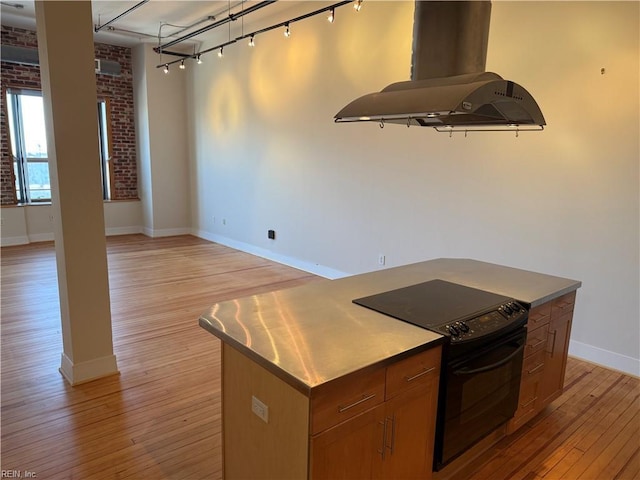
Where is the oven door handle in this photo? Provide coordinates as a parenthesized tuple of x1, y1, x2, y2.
(452, 343, 525, 376)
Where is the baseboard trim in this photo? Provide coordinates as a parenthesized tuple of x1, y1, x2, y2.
(106, 226, 143, 236)
(193, 229, 350, 280)
(2, 227, 143, 246)
(569, 339, 639, 377)
(59, 352, 119, 386)
(143, 227, 191, 238)
(0, 235, 30, 246)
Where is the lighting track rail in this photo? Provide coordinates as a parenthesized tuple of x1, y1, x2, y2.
(155, 0, 354, 71)
(154, 0, 277, 53)
(95, 0, 150, 33)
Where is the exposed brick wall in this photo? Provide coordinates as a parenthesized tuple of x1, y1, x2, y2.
(0, 25, 138, 204)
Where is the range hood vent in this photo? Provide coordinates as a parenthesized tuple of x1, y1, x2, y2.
(334, 1, 545, 132)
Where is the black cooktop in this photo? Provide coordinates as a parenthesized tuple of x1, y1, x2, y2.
(353, 279, 513, 330)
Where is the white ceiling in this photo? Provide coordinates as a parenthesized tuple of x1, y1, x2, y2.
(0, 0, 312, 49)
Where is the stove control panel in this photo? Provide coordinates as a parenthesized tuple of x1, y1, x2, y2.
(442, 301, 527, 342)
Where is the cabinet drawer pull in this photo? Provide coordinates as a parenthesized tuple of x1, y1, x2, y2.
(378, 419, 387, 459)
(404, 366, 436, 383)
(521, 396, 537, 408)
(531, 314, 549, 324)
(388, 416, 396, 454)
(529, 339, 546, 349)
(548, 330, 558, 357)
(527, 363, 544, 375)
(338, 393, 376, 413)
(556, 301, 573, 310)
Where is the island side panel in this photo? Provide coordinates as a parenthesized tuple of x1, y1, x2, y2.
(223, 343, 310, 479)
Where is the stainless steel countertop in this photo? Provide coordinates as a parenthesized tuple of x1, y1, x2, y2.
(199, 258, 581, 394)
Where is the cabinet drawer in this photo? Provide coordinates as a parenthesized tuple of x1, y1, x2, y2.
(385, 347, 441, 400)
(552, 291, 576, 317)
(522, 349, 545, 378)
(524, 324, 549, 357)
(513, 373, 541, 420)
(514, 350, 545, 418)
(311, 367, 385, 435)
(527, 303, 551, 330)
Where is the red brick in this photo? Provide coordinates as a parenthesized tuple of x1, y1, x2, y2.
(1, 24, 138, 204)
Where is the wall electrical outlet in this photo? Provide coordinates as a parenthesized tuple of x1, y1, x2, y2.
(378, 254, 386, 266)
(251, 395, 269, 423)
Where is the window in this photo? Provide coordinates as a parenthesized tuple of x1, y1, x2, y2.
(6, 89, 112, 204)
(6, 90, 50, 202)
(97, 100, 112, 201)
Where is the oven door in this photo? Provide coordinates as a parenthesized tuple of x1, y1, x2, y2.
(435, 327, 526, 470)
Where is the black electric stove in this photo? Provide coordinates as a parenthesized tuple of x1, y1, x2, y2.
(353, 279, 529, 470)
(353, 279, 527, 345)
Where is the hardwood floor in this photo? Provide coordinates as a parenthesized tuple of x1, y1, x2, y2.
(1, 235, 321, 479)
(1, 234, 638, 479)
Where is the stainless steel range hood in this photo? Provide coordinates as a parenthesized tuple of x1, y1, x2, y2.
(334, 1, 545, 131)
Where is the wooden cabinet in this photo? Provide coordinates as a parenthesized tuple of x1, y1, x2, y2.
(310, 403, 385, 479)
(376, 380, 439, 479)
(222, 342, 441, 480)
(539, 292, 575, 405)
(508, 292, 575, 433)
(310, 347, 441, 480)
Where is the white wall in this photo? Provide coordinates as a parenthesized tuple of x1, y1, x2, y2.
(132, 43, 191, 237)
(188, 1, 639, 375)
(0, 201, 143, 245)
(2, 43, 192, 245)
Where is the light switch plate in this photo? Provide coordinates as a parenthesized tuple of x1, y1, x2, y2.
(251, 395, 269, 423)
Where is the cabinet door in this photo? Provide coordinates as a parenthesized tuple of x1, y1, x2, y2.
(376, 380, 438, 480)
(507, 349, 545, 433)
(539, 311, 572, 406)
(310, 404, 385, 479)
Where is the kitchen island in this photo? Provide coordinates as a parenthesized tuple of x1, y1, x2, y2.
(199, 258, 581, 479)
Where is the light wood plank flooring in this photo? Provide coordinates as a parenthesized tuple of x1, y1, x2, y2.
(1, 235, 638, 479)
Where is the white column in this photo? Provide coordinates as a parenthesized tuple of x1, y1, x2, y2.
(35, 0, 118, 385)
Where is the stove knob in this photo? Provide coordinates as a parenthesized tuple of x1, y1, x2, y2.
(503, 305, 513, 315)
(458, 321, 470, 333)
(447, 325, 460, 337)
(511, 303, 521, 312)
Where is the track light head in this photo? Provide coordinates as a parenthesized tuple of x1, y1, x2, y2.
(354, 0, 362, 12)
(196, 54, 202, 64)
(284, 23, 290, 37)
(163, 64, 169, 74)
(328, 8, 335, 23)
(218, 47, 224, 58)
(179, 59, 185, 70)
(248, 34, 255, 47)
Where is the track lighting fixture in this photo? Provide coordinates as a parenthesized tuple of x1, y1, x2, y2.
(157, 0, 356, 72)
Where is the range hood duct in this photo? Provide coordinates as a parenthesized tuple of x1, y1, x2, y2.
(334, 1, 545, 131)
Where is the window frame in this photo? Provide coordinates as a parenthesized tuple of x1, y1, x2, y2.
(97, 98, 114, 201)
(5, 89, 114, 204)
(6, 88, 50, 203)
